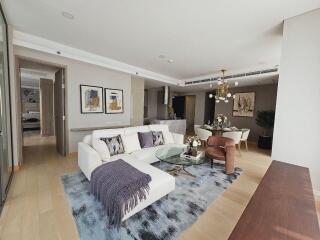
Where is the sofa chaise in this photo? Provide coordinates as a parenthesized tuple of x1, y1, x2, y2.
(78, 124, 186, 221)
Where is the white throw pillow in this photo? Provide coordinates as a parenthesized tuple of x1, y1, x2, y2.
(162, 131, 174, 144)
(121, 133, 141, 153)
(91, 139, 110, 161)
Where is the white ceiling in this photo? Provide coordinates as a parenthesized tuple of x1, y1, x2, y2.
(3, 0, 320, 80)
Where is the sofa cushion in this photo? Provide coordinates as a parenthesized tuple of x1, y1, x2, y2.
(83, 135, 92, 145)
(148, 124, 170, 132)
(101, 135, 125, 156)
(91, 129, 125, 143)
(91, 139, 110, 161)
(163, 131, 174, 144)
(152, 131, 165, 146)
(138, 131, 154, 148)
(148, 124, 174, 144)
(121, 133, 141, 153)
(124, 126, 149, 135)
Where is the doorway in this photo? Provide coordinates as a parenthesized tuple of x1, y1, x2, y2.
(172, 95, 196, 132)
(18, 58, 66, 163)
(0, 5, 13, 210)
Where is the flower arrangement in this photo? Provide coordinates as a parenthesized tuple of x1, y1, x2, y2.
(215, 113, 228, 128)
(186, 136, 202, 156)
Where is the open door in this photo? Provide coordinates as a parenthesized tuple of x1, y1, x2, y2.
(39, 78, 54, 136)
(54, 69, 66, 156)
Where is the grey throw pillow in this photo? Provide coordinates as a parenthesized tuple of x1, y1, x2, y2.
(100, 135, 125, 156)
(152, 131, 164, 146)
(137, 131, 154, 148)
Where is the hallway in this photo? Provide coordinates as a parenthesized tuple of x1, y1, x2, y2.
(0, 135, 79, 240)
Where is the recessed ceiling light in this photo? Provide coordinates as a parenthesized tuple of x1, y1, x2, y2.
(62, 11, 74, 20)
(168, 59, 174, 63)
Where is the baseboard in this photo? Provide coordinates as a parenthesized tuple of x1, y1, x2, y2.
(13, 165, 20, 172)
(68, 152, 78, 159)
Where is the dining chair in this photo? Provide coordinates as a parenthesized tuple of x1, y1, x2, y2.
(194, 125, 201, 136)
(197, 128, 212, 146)
(240, 129, 250, 151)
(222, 131, 243, 155)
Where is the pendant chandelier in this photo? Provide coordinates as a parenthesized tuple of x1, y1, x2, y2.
(209, 69, 238, 103)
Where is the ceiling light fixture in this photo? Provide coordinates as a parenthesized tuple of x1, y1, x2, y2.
(168, 59, 174, 63)
(62, 11, 75, 20)
(209, 69, 238, 103)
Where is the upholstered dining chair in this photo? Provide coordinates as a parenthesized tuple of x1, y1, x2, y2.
(197, 128, 212, 146)
(205, 136, 236, 174)
(240, 129, 250, 151)
(222, 131, 242, 155)
(194, 125, 201, 136)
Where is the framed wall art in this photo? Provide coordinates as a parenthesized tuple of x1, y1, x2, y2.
(232, 92, 255, 117)
(80, 85, 104, 113)
(105, 88, 124, 114)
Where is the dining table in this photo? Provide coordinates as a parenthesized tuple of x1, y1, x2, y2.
(201, 125, 244, 136)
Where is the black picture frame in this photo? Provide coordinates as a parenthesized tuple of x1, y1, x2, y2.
(104, 88, 124, 114)
(80, 84, 104, 114)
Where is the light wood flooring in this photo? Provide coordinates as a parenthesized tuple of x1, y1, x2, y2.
(0, 135, 318, 240)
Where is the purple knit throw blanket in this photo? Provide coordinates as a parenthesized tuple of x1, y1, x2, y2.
(90, 159, 151, 228)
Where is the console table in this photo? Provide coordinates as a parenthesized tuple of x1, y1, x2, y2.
(229, 160, 320, 240)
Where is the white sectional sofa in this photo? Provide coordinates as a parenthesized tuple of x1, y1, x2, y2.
(78, 124, 185, 221)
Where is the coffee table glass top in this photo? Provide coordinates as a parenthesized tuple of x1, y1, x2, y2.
(155, 147, 208, 166)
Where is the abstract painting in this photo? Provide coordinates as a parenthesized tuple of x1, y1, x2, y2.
(232, 92, 255, 117)
(21, 88, 39, 103)
(105, 88, 123, 114)
(80, 85, 103, 113)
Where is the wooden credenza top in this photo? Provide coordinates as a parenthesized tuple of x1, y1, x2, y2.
(229, 160, 320, 240)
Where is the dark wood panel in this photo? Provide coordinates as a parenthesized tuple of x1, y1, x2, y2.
(229, 160, 320, 240)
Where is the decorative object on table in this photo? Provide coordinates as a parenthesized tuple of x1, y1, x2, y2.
(214, 113, 228, 129)
(104, 88, 124, 114)
(256, 110, 275, 149)
(208, 69, 238, 103)
(80, 85, 103, 113)
(232, 92, 255, 117)
(205, 136, 236, 174)
(61, 162, 241, 240)
(186, 136, 202, 156)
(180, 151, 204, 162)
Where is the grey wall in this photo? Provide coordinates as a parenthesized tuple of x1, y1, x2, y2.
(215, 84, 278, 142)
(147, 88, 158, 120)
(13, 46, 132, 153)
(130, 76, 144, 126)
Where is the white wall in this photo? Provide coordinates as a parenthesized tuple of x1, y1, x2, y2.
(13, 45, 132, 154)
(272, 9, 320, 192)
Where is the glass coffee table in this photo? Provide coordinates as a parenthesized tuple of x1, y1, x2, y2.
(155, 147, 208, 178)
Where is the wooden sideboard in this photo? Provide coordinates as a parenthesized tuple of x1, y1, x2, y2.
(229, 160, 320, 240)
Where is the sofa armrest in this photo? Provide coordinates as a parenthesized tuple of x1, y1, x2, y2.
(78, 142, 102, 181)
(171, 132, 184, 145)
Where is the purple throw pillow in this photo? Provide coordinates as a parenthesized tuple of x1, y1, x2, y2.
(138, 131, 154, 148)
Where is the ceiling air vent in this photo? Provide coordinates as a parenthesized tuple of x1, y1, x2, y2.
(185, 68, 278, 85)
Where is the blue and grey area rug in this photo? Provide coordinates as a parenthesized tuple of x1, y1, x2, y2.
(61, 162, 241, 240)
